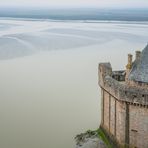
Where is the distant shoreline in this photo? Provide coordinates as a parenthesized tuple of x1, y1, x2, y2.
(0, 8, 148, 22)
(0, 17, 148, 24)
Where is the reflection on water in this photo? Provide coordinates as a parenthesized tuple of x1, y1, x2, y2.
(0, 19, 148, 148)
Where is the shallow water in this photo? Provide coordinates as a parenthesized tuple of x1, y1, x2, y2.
(0, 19, 148, 148)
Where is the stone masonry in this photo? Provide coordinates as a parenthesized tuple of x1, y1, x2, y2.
(98, 44, 148, 148)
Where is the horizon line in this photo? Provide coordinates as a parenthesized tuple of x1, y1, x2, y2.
(0, 5, 148, 9)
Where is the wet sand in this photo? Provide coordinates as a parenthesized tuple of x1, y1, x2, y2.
(0, 19, 148, 148)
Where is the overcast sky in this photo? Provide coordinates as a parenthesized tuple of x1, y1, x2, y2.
(0, 0, 148, 8)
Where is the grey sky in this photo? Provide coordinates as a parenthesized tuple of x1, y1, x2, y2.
(0, 0, 148, 8)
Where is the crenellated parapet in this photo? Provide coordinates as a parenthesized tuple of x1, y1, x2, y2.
(99, 63, 148, 107)
(105, 75, 148, 107)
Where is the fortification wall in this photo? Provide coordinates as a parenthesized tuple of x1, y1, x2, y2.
(103, 91, 110, 131)
(99, 63, 148, 106)
(101, 89, 127, 146)
(99, 63, 148, 148)
(129, 105, 148, 148)
(116, 101, 126, 145)
(110, 95, 116, 136)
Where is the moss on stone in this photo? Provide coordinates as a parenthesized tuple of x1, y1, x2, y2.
(96, 128, 112, 148)
(75, 128, 113, 148)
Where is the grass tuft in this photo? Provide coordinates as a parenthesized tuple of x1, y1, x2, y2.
(96, 128, 112, 148)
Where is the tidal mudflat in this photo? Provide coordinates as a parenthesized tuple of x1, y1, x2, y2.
(0, 19, 148, 148)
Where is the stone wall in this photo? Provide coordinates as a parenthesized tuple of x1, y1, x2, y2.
(110, 96, 116, 136)
(99, 63, 148, 148)
(127, 80, 148, 89)
(103, 91, 110, 131)
(99, 63, 148, 106)
(101, 89, 128, 147)
(116, 101, 126, 145)
(129, 105, 148, 148)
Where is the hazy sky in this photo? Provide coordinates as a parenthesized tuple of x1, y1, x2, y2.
(0, 0, 148, 8)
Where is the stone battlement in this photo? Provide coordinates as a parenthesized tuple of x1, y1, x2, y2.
(99, 63, 148, 107)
